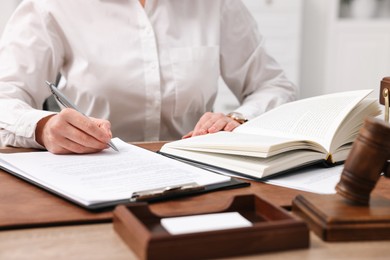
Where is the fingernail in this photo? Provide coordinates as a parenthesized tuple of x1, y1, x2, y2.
(208, 127, 216, 133)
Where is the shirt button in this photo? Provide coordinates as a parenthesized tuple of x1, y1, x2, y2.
(149, 63, 157, 71)
(145, 27, 153, 35)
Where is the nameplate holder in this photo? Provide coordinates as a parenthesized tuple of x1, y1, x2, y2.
(113, 194, 309, 260)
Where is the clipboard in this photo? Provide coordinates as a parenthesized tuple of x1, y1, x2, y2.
(113, 194, 310, 260)
(0, 164, 249, 210)
(0, 139, 249, 211)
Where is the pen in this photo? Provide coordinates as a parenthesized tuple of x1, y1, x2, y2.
(130, 182, 204, 202)
(45, 81, 119, 152)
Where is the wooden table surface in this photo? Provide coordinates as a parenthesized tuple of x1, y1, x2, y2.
(1, 223, 389, 259)
(1, 142, 390, 259)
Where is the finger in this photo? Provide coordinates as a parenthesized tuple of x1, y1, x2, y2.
(49, 109, 109, 150)
(60, 138, 106, 154)
(91, 117, 113, 138)
(42, 123, 104, 154)
(182, 131, 194, 139)
(44, 116, 108, 153)
(38, 112, 108, 154)
(192, 112, 222, 136)
(61, 109, 111, 144)
(207, 116, 238, 133)
(194, 112, 236, 136)
(191, 113, 211, 136)
(191, 127, 208, 136)
(46, 136, 106, 154)
(223, 120, 241, 132)
(39, 113, 76, 153)
(60, 122, 110, 151)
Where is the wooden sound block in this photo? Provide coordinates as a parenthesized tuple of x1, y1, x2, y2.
(292, 193, 390, 241)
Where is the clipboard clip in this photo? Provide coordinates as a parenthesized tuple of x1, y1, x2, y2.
(130, 182, 204, 202)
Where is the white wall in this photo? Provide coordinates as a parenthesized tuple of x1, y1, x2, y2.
(214, 0, 303, 113)
(300, 0, 390, 100)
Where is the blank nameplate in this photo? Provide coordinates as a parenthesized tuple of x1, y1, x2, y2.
(161, 212, 252, 235)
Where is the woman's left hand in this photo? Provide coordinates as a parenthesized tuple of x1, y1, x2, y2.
(182, 112, 241, 139)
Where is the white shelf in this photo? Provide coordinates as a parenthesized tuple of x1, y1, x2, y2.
(300, 0, 390, 100)
(339, 0, 390, 20)
(337, 19, 390, 27)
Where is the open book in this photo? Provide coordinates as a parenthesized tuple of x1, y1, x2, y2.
(160, 90, 381, 180)
(0, 139, 246, 209)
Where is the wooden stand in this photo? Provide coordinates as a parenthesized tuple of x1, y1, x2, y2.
(292, 107, 390, 242)
(113, 194, 309, 260)
(292, 193, 390, 241)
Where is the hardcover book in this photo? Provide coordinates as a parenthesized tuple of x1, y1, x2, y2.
(160, 90, 381, 179)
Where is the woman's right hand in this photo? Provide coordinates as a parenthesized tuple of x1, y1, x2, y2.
(35, 108, 113, 154)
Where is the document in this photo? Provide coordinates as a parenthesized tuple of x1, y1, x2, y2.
(0, 138, 242, 209)
(181, 160, 343, 194)
(264, 165, 344, 194)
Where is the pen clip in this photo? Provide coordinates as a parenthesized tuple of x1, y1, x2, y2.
(130, 182, 204, 202)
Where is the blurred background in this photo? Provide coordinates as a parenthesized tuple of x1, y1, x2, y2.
(1, 0, 390, 113)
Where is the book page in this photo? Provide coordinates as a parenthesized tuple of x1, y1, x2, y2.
(0, 139, 230, 206)
(235, 90, 373, 150)
(163, 131, 326, 157)
(161, 145, 325, 178)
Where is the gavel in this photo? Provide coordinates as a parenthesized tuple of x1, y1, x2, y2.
(336, 77, 390, 205)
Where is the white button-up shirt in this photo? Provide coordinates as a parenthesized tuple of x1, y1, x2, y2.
(0, 0, 297, 148)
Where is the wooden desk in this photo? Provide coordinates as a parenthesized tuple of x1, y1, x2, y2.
(0, 222, 389, 259)
(1, 143, 390, 259)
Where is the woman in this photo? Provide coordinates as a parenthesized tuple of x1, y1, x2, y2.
(0, 0, 297, 154)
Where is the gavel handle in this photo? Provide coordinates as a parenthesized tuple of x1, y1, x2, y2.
(384, 161, 390, 178)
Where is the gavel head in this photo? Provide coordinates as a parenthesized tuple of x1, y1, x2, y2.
(336, 117, 390, 205)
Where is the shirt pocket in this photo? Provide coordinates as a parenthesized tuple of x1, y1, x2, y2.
(170, 46, 220, 116)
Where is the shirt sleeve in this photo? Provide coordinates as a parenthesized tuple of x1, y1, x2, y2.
(219, 0, 298, 120)
(0, 0, 63, 148)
